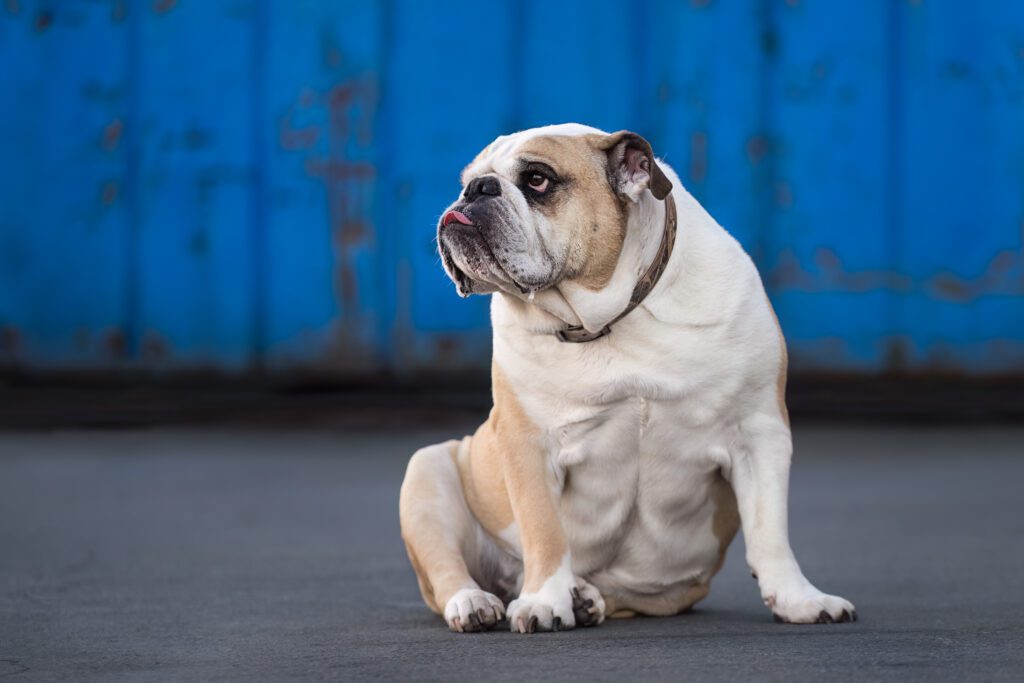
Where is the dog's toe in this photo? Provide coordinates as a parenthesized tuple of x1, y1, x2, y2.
(444, 588, 505, 633)
(572, 578, 606, 627)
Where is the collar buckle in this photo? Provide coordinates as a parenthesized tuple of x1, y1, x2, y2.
(556, 325, 612, 343)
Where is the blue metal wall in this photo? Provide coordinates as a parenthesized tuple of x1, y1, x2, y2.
(1, 0, 1022, 376)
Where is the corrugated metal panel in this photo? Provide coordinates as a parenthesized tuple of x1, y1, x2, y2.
(768, 0, 896, 371)
(1, 0, 1022, 376)
(0, 1, 131, 369)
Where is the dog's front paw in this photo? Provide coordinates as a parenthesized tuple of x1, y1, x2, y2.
(766, 582, 856, 624)
(507, 591, 575, 633)
(444, 588, 505, 633)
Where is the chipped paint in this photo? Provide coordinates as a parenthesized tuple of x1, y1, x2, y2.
(34, 8, 51, 32)
(278, 74, 378, 324)
(102, 119, 123, 150)
(769, 249, 912, 293)
(152, 0, 177, 15)
(105, 329, 127, 360)
(689, 132, 707, 183)
(768, 245, 1024, 303)
(746, 135, 768, 163)
(927, 248, 1024, 303)
(100, 181, 118, 205)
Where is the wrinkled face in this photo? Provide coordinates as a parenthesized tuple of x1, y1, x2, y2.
(436, 124, 671, 297)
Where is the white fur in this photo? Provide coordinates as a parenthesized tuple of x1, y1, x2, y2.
(506, 552, 576, 632)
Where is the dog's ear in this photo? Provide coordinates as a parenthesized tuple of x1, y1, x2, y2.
(597, 131, 672, 202)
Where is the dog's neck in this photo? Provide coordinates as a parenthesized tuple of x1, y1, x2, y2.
(519, 190, 673, 337)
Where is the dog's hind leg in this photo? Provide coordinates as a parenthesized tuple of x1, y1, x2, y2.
(399, 439, 506, 632)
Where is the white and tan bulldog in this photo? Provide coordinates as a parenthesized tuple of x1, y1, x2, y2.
(399, 123, 855, 633)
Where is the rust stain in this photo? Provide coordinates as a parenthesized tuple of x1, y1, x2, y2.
(932, 274, 969, 300)
(746, 135, 768, 163)
(102, 119, 123, 150)
(279, 76, 378, 320)
(774, 181, 793, 208)
(279, 123, 319, 150)
(768, 243, 1024, 303)
(689, 131, 707, 183)
(5, 0, 20, 16)
(101, 181, 118, 205)
(926, 248, 1024, 303)
(182, 127, 210, 150)
(304, 159, 375, 181)
(690, 0, 712, 8)
(656, 80, 670, 104)
(105, 329, 127, 359)
(152, 0, 177, 14)
(336, 265, 358, 310)
(34, 9, 52, 31)
(768, 250, 817, 290)
(434, 336, 461, 362)
(111, 1, 126, 22)
(769, 248, 912, 293)
(812, 248, 911, 292)
(337, 220, 369, 247)
(327, 84, 358, 138)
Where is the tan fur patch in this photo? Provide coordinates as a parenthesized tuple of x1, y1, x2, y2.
(399, 441, 475, 614)
(515, 135, 628, 291)
(459, 430, 514, 538)
(489, 361, 569, 592)
(403, 539, 440, 614)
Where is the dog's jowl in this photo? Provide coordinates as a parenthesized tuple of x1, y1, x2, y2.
(399, 123, 856, 633)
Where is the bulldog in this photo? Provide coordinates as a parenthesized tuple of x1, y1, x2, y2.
(399, 123, 855, 633)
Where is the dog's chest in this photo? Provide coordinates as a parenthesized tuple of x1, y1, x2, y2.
(548, 392, 730, 586)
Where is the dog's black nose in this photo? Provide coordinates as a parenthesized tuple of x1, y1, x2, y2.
(464, 175, 501, 201)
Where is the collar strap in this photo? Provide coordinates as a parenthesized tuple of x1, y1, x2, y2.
(556, 194, 677, 343)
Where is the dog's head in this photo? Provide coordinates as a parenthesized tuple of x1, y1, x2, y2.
(436, 124, 672, 297)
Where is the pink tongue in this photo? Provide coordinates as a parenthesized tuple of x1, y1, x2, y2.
(442, 210, 473, 227)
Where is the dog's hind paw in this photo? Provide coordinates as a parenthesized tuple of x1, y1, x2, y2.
(572, 578, 606, 627)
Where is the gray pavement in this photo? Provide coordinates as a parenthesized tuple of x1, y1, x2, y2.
(1, 421, 1023, 681)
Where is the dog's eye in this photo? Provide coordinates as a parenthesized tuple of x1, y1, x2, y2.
(526, 173, 549, 193)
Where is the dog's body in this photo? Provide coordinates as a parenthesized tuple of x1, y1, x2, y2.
(400, 124, 855, 633)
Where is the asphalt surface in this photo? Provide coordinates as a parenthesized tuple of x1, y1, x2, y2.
(1, 421, 1023, 681)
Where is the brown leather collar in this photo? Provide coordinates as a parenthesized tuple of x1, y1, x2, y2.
(556, 195, 677, 343)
